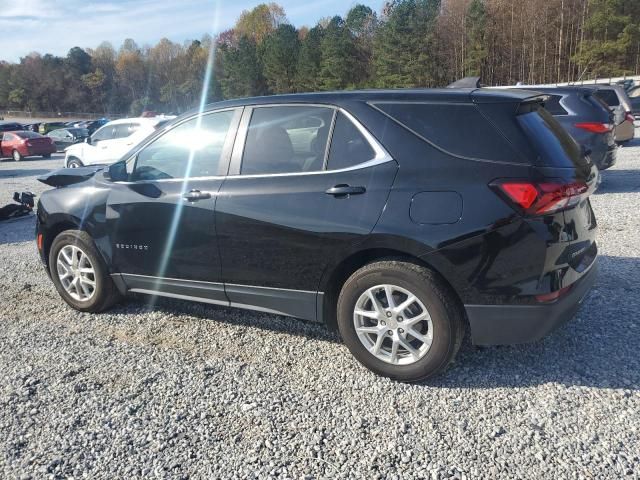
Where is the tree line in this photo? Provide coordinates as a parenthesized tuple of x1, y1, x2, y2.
(1, 0, 638, 116)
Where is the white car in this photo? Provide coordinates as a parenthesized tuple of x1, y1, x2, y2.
(63, 117, 174, 168)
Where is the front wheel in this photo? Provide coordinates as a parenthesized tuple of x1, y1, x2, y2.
(66, 157, 83, 168)
(49, 230, 120, 312)
(12, 150, 23, 162)
(337, 261, 465, 382)
(42, 153, 52, 159)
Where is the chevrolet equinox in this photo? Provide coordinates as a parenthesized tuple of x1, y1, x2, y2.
(36, 89, 599, 381)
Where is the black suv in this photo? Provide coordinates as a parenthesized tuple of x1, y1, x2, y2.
(36, 89, 599, 381)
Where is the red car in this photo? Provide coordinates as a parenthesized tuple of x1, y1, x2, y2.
(0, 131, 56, 161)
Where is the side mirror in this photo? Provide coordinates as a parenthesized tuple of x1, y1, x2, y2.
(85, 137, 92, 145)
(106, 161, 128, 182)
(580, 145, 592, 158)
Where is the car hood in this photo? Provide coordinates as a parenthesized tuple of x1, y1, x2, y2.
(64, 142, 83, 154)
(38, 166, 104, 187)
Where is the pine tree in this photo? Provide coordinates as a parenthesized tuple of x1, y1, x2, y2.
(296, 26, 325, 92)
(465, 0, 488, 76)
(374, 0, 441, 88)
(219, 36, 267, 98)
(318, 16, 359, 90)
(261, 24, 300, 93)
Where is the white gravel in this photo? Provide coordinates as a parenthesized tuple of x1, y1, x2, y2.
(0, 147, 639, 479)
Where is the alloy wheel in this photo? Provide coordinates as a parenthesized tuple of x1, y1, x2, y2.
(353, 284, 434, 365)
(56, 245, 97, 301)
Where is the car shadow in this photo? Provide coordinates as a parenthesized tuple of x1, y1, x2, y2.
(619, 137, 640, 148)
(596, 169, 640, 194)
(426, 254, 640, 390)
(0, 168, 52, 179)
(0, 214, 36, 244)
(108, 255, 639, 390)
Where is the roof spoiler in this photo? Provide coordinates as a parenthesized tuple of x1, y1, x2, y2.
(447, 76, 483, 88)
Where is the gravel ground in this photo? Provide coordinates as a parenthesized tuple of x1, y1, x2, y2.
(0, 147, 639, 480)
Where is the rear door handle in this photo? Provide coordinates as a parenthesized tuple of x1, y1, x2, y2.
(183, 190, 211, 202)
(325, 184, 366, 197)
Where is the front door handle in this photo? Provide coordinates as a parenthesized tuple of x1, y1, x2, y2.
(325, 184, 366, 197)
(183, 190, 211, 202)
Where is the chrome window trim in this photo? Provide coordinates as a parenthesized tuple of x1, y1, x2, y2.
(227, 103, 393, 179)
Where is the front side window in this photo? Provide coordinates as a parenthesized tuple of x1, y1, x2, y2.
(92, 125, 114, 142)
(241, 106, 334, 175)
(132, 110, 235, 181)
(326, 112, 376, 170)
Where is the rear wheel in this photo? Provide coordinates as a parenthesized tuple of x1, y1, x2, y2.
(337, 261, 465, 382)
(67, 157, 83, 168)
(42, 153, 52, 159)
(49, 230, 120, 312)
(12, 150, 23, 162)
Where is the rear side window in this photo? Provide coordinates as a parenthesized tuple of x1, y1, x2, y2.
(543, 95, 568, 115)
(517, 107, 586, 169)
(241, 106, 334, 175)
(374, 102, 519, 163)
(326, 113, 375, 170)
(113, 123, 136, 139)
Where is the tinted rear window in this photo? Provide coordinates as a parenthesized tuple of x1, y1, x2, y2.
(594, 89, 620, 107)
(544, 95, 568, 115)
(374, 102, 520, 163)
(517, 107, 586, 168)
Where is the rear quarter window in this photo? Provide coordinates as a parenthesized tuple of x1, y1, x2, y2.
(372, 102, 520, 163)
(543, 95, 569, 115)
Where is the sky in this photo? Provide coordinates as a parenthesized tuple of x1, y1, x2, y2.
(0, 0, 382, 62)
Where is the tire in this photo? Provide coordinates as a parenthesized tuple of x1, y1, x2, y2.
(42, 154, 52, 159)
(67, 157, 83, 168)
(49, 230, 120, 312)
(337, 261, 465, 382)
(12, 150, 23, 162)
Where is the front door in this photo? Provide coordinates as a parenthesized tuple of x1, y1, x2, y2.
(215, 106, 397, 320)
(105, 108, 241, 302)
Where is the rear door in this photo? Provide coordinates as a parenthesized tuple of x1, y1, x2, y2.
(215, 105, 397, 320)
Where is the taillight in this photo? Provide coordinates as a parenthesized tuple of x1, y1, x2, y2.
(535, 285, 572, 303)
(491, 180, 589, 215)
(575, 122, 612, 134)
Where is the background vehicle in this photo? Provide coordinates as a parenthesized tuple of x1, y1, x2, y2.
(76, 118, 109, 135)
(512, 86, 617, 169)
(23, 122, 41, 132)
(0, 122, 25, 133)
(1, 130, 55, 161)
(63, 117, 170, 168)
(37, 89, 598, 381)
(588, 84, 635, 143)
(47, 127, 90, 152)
(38, 122, 66, 135)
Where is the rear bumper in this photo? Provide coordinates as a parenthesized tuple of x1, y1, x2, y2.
(465, 259, 598, 345)
(27, 146, 56, 156)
